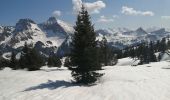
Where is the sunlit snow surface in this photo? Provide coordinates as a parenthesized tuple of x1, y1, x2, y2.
(0, 58, 170, 100)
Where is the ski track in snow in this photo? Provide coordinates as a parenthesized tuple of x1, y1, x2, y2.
(0, 58, 170, 100)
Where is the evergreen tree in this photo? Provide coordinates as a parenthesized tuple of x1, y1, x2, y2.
(19, 42, 29, 69)
(149, 41, 157, 62)
(100, 36, 109, 66)
(70, 5, 102, 85)
(19, 42, 44, 71)
(64, 57, 71, 68)
(138, 43, 149, 64)
(99, 37, 117, 66)
(47, 56, 53, 67)
(0, 57, 10, 70)
(160, 38, 166, 53)
(27, 48, 44, 71)
(129, 47, 135, 58)
(167, 39, 170, 49)
(10, 51, 18, 70)
(47, 55, 62, 68)
(155, 40, 160, 52)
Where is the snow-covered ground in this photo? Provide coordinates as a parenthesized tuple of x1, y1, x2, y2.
(0, 58, 170, 100)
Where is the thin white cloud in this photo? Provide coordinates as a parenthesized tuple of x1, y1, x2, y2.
(72, 0, 106, 14)
(121, 6, 154, 16)
(52, 10, 61, 17)
(113, 15, 119, 18)
(161, 16, 170, 19)
(97, 15, 114, 23)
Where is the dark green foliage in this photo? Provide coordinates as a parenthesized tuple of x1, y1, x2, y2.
(160, 38, 166, 53)
(121, 41, 158, 65)
(64, 57, 72, 68)
(0, 58, 10, 70)
(19, 42, 44, 71)
(167, 39, 170, 49)
(99, 37, 118, 66)
(9, 51, 18, 70)
(155, 40, 160, 52)
(71, 71, 103, 84)
(19, 42, 29, 69)
(69, 5, 103, 85)
(149, 41, 157, 62)
(27, 48, 44, 71)
(114, 49, 123, 59)
(47, 55, 62, 68)
(100, 37, 109, 66)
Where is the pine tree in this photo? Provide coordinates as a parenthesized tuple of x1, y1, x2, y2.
(0, 57, 10, 70)
(100, 36, 109, 66)
(47, 55, 62, 68)
(138, 43, 149, 64)
(155, 40, 160, 52)
(160, 38, 166, 53)
(167, 39, 170, 49)
(54, 56, 62, 68)
(149, 41, 157, 62)
(10, 51, 18, 70)
(99, 37, 117, 66)
(47, 56, 53, 67)
(19, 42, 29, 69)
(64, 57, 71, 68)
(70, 5, 102, 85)
(19, 42, 44, 71)
(27, 48, 44, 71)
(129, 47, 135, 58)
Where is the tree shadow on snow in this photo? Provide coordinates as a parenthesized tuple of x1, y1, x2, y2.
(23, 80, 80, 91)
(162, 67, 170, 69)
(40, 69, 67, 72)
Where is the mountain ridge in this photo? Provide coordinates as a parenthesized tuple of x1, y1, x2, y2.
(0, 17, 170, 57)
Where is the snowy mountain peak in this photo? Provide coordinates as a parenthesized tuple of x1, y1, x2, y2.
(96, 29, 113, 36)
(135, 27, 148, 35)
(15, 19, 36, 32)
(43, 17, 74, 34)
(46, 17, 58, 24)
(41, 17, 66, 35)
(151, 28, 166, 35)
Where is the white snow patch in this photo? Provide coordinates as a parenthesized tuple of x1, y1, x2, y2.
(161, 52, 170, 61)
(57, 20, 74, 34)
(116, 57, 140, 66)
(2, 52, 11, 60)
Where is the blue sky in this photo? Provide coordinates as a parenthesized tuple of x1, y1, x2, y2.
(0, 0, 170, 29)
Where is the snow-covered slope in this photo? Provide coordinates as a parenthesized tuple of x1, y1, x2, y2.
(0, 26, 14, 45)
(57, 19, 74, 34)
(0, 58, 170, 100)
(9, 19, 50, 48)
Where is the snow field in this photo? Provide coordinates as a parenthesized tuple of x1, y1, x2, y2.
(0, 58, 170, 100)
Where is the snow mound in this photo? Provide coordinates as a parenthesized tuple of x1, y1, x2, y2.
(116, 57, 139, 66)
(161, 52, 170, 61)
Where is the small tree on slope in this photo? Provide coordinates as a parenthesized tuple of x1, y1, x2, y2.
(69, 5, 103, 85)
